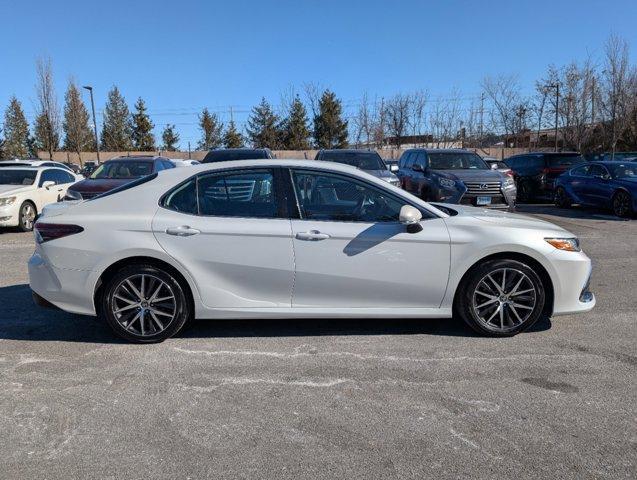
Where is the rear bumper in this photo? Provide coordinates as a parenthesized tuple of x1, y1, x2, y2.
(28, 251, 97, 315)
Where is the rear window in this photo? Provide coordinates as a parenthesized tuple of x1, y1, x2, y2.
(90, 161, 154, 179)
(317, 151, 385, 170)
(202, 150, 269, 163)
(547, 155, 584, 167)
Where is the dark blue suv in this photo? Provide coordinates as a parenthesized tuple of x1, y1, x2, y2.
(396, 149, 516, 210)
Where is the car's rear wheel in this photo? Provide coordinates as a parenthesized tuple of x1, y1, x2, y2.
(516, 181, 533, 203)
(612, 190, 633, 218)
(554, 187, 572, 208)
(100, 264, 190, 343)
(455, 259, 546, 336)
(18, 201, 36, 232)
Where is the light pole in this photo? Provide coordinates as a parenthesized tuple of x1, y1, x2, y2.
(546, 83, 560, 152)
(83, 86, 101, 163)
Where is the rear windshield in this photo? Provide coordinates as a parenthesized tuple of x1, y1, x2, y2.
(318, 151, 385, 170)
(202, 150, 268, 163)
(90, 161, 154, 179)
(547, 155, 584, 167)
(0, 169, 37, 185)
(428, 152, 488, 170)
(90, 173, 158, 201)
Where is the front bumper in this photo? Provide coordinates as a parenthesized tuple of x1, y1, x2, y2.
(0, 203, 19, 227)
(548, 249, 596, 315)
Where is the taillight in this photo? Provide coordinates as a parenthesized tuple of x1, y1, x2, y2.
(34, 223, 84, 244)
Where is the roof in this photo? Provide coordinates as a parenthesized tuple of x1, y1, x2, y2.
(403, 148, 471, 154)
(318, 149, 376, 153)
(108, 156, 165, 162)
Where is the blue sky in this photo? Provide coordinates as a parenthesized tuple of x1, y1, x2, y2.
(0, 0, 635, 148)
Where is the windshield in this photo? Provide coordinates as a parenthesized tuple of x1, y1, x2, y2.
(319, 151, 385, 170)
(0, 170, 37, 185)
(608, 163, 637, 179)
(428, 152, 488, 170)
(203, 150, 268, 162)
(90, 161, 153, 179)
(547, 155, 584, 167)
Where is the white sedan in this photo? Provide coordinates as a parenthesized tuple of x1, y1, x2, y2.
(28, 160, 595, 342)
(0, 167, 81, 231)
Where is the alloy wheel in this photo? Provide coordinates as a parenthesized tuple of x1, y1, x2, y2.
(472, 268, 537, 332)
(21, 204, 36, 230)
(555, 187, 570, 208)
(613, 191, 631, 217)
(111, 274, 177, 337)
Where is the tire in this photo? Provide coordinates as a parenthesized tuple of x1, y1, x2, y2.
(554, 186, 572, 208)
(18, 201, 37, 232)
(612, 190, 633, 218)
(517, 181, 534, 203)
(455, 258, 546, 336)
(100, 264, 191, 343)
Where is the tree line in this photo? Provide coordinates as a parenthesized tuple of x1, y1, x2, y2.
(1, 34, 635, 161)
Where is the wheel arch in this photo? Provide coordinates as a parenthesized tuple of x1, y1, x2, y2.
(93, 256, 196, 317)
(452, 251, 554, 317)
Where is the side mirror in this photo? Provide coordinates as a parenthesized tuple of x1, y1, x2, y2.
(490, 163, 498, 170)
(42, 181, 55, 189)
(399, 205, 423, 233)
(390, 164, 399, 173)
(412, 164, 424, 172)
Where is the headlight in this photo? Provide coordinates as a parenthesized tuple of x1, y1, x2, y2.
(0, 196, 17, 207)
(438, 178, 456, 188)
(545, 237, 581, 252)
(64, 190, 83, 201)
(503, 177, 515, 189)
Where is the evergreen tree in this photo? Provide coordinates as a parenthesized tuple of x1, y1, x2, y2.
(223, 120, 244, 148)
(131, 97, 156, 151)
(282, 95, 311, 150)
(62, 81, 94, 162)
(313, 89, 348, 148)
(161, 124, 180, 151)
(2, 96, 30, 159)
(246, 97, 281, 148)
(197, 108, 224, 150)
(101, 86, 132, 151)
(33, 112, 60, 155)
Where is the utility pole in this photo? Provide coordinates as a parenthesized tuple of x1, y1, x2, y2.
(83, 85, 101, 162)
(546, 83, 560, 152)
(188, 141, 191, 159)
(479, 92, 484, 147)
(591, 76, 595, 125)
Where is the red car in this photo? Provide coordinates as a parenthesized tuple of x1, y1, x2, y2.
(66, 156, 175, 200)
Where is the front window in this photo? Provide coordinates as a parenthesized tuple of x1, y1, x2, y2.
(90, 161, 154, 179)
(319, 151, 385, 170)
(608, 163, 637, 179)
(427, 152, 489, 170)
(0, 170, 37, 185)
(291, 170, 404, 222)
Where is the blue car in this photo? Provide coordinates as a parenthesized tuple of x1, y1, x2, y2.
(554, 161, 637, 217)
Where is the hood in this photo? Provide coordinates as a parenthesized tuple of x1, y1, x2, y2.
(432, 169, 504, 183)
(0, 184, 33, 196)
(434, 202, 571, 236)
(69, 177, 134, 194)
(365, 169, 398, 181)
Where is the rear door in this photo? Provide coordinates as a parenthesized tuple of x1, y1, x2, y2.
(585, 164, 614, 206)
(152, 168, 295, 309)
(567, 164, 591, 203)
(288, 168, 450, 308)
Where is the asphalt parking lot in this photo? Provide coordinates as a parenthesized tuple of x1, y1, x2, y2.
(0, 205, 635, 479)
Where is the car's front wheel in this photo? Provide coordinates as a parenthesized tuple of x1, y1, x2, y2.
(554, 187, 572, 208)
(18, 201, 37, 232)
(455, 258, 546, 336)
(100, 264, 191, 343)
(612, 190, 633, 218)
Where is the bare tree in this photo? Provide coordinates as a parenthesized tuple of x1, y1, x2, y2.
(370, 96, 387, 148)
(34, 56, 61, 159)
(302, 82, 323, 119)
(481, 75, 524, 146)
(409, 90, 428, 146)
(352, 92, 373, 147)
(385, 93, 410, 148)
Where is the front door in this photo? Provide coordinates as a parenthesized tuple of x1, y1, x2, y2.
(288, 169, 450, 308)
(152, 168, 295, 309)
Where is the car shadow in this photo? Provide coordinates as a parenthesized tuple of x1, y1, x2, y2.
(0, 284, 552, 343)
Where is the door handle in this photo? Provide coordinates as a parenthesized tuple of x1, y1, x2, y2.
(166, 226, 200, 237)
(296, 230, 330, 241)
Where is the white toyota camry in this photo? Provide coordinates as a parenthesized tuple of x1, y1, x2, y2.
(28, 159, 595, 342)
(0, 167, 81, 231)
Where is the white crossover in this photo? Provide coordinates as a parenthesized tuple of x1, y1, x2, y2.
(0, 167, 81, 231)
(28, 160, 595, 342)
